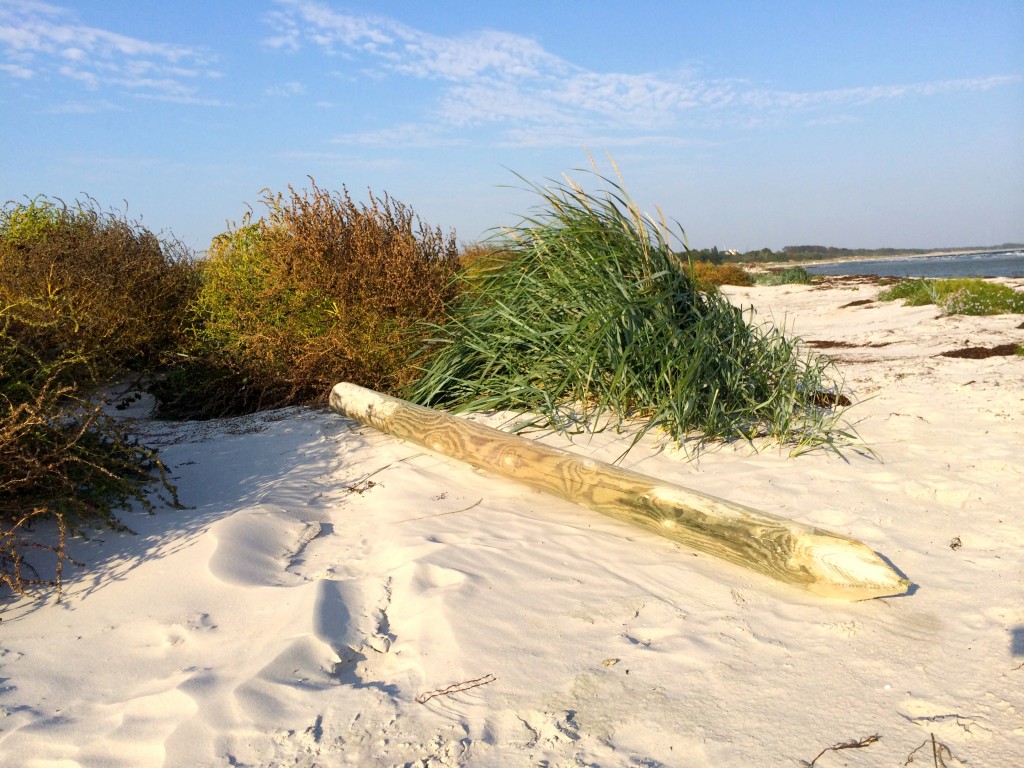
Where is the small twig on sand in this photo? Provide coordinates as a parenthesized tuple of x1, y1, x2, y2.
(801, 734, 880, 766)
(344, 462, 394, 493)
(416, 674, 496, 704)
(399, 499, 483, 523)
(345, 478, 379, 494)
(904, 733, 956, 767)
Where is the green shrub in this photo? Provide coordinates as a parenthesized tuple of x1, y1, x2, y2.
(1, 314, 178, 596)
(879, 278, 1024, 315)
(755, 266, 814, 286)
(937, 281, 1024, 315)
(687, 260, 754, 287)
(0, 195, 200, 382)
(0, 195, 190, 597)
(876, 278, 935, 306)
(158, 180, 460, 418)
(408, 169, 853, 456)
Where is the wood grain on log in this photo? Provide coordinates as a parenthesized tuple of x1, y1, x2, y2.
(330, 382, 910, 601)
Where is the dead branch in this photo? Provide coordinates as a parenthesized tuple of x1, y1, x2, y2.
(904, 733, 957, 767)
(802, 733, 880, 766)
(416, 674, 496, 704)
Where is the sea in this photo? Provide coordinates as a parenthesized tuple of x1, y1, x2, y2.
(802, 248, 1024, 279)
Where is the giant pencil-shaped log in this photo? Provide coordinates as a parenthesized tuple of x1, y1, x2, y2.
(330, 383, 910, 601)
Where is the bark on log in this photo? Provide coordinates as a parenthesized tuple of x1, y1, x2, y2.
(329, 382, 910, 601)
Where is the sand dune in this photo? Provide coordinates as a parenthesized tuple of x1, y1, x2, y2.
(1, 279, 1022, 766)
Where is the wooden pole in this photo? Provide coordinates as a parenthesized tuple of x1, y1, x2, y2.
(330, 382, 910, 601)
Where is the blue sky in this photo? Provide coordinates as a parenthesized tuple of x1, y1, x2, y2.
(1, 0, 1022, 253)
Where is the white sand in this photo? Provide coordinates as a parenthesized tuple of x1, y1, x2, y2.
(1, 279, 1022, 767)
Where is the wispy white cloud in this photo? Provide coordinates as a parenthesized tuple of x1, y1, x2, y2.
(42, 97, 121, 114)
(265, 80, 307, 97)
(264, 1, 708, 144)
(804, 114, 862, 128)
(744, 75, 1022, 110)
(266, 0, 564, 81)
(0, 61, 32, 78)
(266, 1, 1022, 149)
(329, 122, 469, 149)
(497, 127, 702, 150)
(275, 148, 409, 171)
(0, 0, 219, 101)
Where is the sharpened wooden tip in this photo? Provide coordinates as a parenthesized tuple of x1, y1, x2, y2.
(330, 382, 910, 601)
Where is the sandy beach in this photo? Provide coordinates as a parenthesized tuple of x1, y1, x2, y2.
(0, 277, 1021, 767)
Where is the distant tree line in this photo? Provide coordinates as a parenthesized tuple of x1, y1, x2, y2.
(681, 246, 816, 265)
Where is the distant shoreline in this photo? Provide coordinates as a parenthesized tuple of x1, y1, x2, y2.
(762, 246, 1019, 269)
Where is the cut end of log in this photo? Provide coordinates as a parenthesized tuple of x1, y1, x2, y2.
(799, 536, 911, 600)
(330, 382, 399, 426)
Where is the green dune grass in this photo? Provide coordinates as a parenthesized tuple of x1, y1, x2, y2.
(408, 168, 854, 457)
(878, 277, 1024, 315)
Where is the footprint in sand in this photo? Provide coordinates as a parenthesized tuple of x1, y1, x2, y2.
(821, 619, 862, 638)
(208, 505, 323, 587)
(313, 577, 394, 657)
(163, 613, 217, 648)
(518, 709, 581, 747)
(232, 576, 399, 725)
(409, 562, 469, 591)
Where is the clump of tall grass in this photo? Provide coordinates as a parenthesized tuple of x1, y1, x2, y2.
(878, 278, 1024, 315)
(156, 180, 460, 419)
(755, 266, 814, 286)
(408, 169, 853, 455)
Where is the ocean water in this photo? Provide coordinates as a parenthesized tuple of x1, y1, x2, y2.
(802, 249, 1024, 279)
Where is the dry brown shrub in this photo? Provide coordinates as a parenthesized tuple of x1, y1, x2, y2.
(0, 196, 199, 381)
(457, 241, 516, 272)
(687, 260, 755, 288)
(0, 197, 189, 596)
(0, 324, 178, 596)
(272, 182, 457, 323)
(163, 180, 460, 418)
